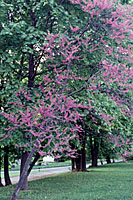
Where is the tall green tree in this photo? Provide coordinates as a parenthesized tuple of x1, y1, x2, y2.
(0, 0, 87, 189)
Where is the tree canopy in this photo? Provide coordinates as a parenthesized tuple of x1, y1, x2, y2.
(0, 0, 132, 199)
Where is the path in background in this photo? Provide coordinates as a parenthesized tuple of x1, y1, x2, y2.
(2, 160, 122, 185)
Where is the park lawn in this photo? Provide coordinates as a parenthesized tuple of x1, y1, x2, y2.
(0, 161, 133, 200)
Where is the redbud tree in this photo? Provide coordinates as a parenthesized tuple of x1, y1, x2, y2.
(0, 0, 132, 199)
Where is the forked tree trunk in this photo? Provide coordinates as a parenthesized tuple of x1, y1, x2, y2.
(20, 149, 40, 190)
(4, 146, 12, 186)
(10, 145, 37, 200)
(20, 151, 29, 190)
(19, 44, 36, 190)
(11, 9, 37, 199)
(27, 152, 40, 176)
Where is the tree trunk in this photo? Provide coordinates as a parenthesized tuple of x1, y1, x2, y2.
(93, 138, 98, 167)
(81, 135, 86, 172)
(19, 46, 35, 190)
(90, 137, 98, 167)
(72, 146, 86, 172)
(106, 155, 111, 164)
(100, 160, 103, 165)
(20, 151, 29, 190)
(28, 47, 35, 88)
(10, 144, 38, 200)
(0, 146, 3, 187)
(11, 8, 36, 199)
(75, 150, 82, 171)
(27, 152, 40, 176)
(71, 158, 75, 171)
(4, 146, 12, 186)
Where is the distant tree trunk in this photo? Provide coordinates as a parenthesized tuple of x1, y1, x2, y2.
(20, 151, 29, 190)
(4, 146, 12, 186)
(106, 155, 111, 164)
(73, 148, 86, 172)
(74, 132, 87, 172)
(69, 143, 76, 171)
(90, 137, 98, 167)
(81, 147, 86, 171)
(75, 151, 82, 171)
(93, 138, 98, 167)
(28, 49, 35, 88)
(81, 134, 86, 172)
(71, 158, 75, 171)
(100, 160, 103, 165)
(0, 146, 3, 187)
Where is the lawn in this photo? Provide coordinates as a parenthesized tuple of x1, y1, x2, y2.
(0, 161, 133, 200)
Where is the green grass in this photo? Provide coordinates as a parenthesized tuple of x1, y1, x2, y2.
(0, 161, 133, 200)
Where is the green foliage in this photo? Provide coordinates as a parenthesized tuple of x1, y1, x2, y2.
(0, 0, 86, 148)
(0, 0, 132, 164)
(120, 0, 131, 4)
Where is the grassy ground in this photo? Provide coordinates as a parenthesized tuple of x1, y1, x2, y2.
(0, 161, 133, 200)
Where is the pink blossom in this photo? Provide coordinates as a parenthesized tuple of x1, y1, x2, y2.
(70, 26, 80, 32)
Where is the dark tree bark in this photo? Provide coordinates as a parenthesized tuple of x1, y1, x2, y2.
(106, 155, 111, 164)
(93, 138, 98, 167)
(100, 160, 103, 165)
(10, 144, 38, 200)
(27, 152, 40, 176)
(20, 151, 29, 190)
(75, 151, 82, 171)
(28, 50, 35, 88)
(20, 45, 35, 190)
(81, 147, 86, 171)
(71, 128, 87, 172)
(4, 146, 12, 186)
(90, 137, 98, 167)
(71, 158, 75, 171)
(81, 134, 86, 172)
(0, 146, 3, 187)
